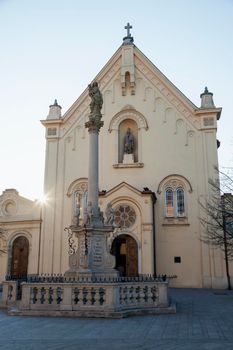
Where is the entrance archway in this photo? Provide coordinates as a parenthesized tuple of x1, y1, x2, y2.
(10, 236, 29, 277)
(111, 234, 138, 277)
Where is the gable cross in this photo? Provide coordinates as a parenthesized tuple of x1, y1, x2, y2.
(125, 22, 132, 37)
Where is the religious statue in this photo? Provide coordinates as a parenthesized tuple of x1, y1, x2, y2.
(75, 204, 81, 227)
(98, 207, 105, 225)
(86, 201, 93, 226)
(124, 128, 134, 154)
(105, 202, 115, 226)
(88, 82, 103, 118)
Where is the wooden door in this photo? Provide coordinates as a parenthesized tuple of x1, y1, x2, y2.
(11, 237, 29, 277)
(126, 236, 138, 277)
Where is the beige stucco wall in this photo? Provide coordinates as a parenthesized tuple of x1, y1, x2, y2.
(1, 43, 230, 289)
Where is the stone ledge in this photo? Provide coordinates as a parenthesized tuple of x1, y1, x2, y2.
(162, 217, 190, 226)
(8, 302, 176, 318)
(113, 163, 144, 169)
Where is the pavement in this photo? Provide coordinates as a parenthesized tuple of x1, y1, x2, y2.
(0, 288, 233, 350)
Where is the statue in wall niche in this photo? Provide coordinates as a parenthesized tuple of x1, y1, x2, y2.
(105, 202, 115, 226)
(88, 82, 103, 118)
(124, 128, 134, 154)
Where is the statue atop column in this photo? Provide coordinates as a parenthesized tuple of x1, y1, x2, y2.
(86, 82, 104, 133)
(88, 82, 103, 119)
(65, 80, 117, 279)
(124, 128, 134, 154)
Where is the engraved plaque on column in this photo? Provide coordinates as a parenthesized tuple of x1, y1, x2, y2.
(92, 237, 104, 266)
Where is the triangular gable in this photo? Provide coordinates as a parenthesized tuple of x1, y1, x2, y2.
(100, 181, 150, 198)
(45, 42, 216, 137)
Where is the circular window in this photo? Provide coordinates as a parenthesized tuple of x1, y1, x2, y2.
(114, 205, 136, 228)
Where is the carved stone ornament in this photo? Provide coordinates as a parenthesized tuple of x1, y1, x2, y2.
(164, 180, 183, 191)
(85, 118, 104, 133)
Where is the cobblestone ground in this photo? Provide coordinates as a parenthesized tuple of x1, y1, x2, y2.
(0, 288, 233, 350)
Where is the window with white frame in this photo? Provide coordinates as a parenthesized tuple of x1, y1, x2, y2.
(165, 186, 185, 217)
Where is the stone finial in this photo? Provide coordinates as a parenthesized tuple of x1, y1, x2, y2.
(47, 99, 62, 119)
(200, 87, 215, 109)
(123, 22, 134, 45)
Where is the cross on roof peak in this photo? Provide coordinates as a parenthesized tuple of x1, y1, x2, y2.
(123, 22, 134, 45)
(125, 22, 132, 37)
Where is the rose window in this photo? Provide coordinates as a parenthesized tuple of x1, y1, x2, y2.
(114, 205, 136, 228)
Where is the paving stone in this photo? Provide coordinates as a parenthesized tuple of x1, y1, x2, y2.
(0, 288, 233, 349)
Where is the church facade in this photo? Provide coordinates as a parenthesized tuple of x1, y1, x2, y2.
(0, 28, 230, 288)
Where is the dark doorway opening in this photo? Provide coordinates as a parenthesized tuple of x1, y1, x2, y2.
(10, 236, 29, 277)
(111, 234, 138, 277)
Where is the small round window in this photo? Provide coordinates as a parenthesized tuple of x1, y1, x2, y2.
(114, 205, 136, 228)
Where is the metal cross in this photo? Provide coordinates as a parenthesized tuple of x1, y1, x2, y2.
(125, 22, 132, 37)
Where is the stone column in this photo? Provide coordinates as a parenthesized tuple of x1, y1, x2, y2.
(85, 118, 103, 220)
(65, 82, 117, 279)
(87, 127, 100, 217)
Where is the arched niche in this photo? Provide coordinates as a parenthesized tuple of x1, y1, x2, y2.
(118, 119, 138, 163)
(66, 178, 88, 224)
(108, 108, 148, 164)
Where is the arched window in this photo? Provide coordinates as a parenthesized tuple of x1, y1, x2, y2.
(165, 187, 186, 217)
(158, 175, 191, 222)
(165, 186, 185, 218)
(165, 189, 174, 217)
(176, 188, 185, 217)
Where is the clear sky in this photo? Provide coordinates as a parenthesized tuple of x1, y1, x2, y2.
(0, 0, 232, 200)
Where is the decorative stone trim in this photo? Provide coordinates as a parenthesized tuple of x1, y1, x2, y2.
(1, 199, 17, 216)
(108, 109, 148, 132)
(157, 174, 193, 194)
(67, 178, 88, 197)
(113, 163, 144, 169)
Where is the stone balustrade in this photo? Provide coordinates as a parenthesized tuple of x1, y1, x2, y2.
(1, 279, 174, 316)
(1, 276, 176, 317)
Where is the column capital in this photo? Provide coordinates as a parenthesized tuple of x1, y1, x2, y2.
(85, 117, 104, 133)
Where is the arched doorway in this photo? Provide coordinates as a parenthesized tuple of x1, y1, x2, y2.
(10, 236, 29, 277)
(111, 234, 138, 277)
